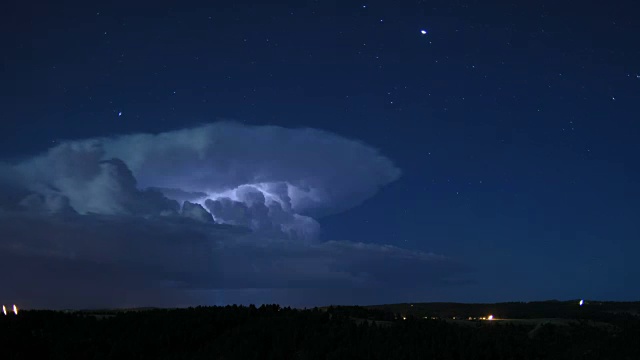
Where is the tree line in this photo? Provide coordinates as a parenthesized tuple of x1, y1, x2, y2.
(0, 304, 638, 359)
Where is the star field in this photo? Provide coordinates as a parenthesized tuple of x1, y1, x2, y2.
(1, 0, 639, 306)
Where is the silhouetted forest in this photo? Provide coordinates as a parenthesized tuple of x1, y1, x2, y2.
(1, 303, 639, 359)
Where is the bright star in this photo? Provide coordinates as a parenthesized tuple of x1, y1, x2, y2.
(118, 111, 122, 116)
(421, 30, 427, 35)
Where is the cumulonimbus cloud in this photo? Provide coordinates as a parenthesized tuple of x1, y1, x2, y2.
(0, 122, 467, 309)
(13, 122, 401, 240)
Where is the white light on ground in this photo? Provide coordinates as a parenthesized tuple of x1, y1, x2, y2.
(2, 305, 5, 316)
(488, 315, 494, 320)
(13, 305, 18, 315)
(579, 299, 584, 306)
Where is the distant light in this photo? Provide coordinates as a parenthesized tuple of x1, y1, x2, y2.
(420, 30, 427, 35)
(402, 316, 407, 320)
(118, 111, 122, 117)
(579, 299, 584, 306)
(2, 305, 5, 316)
(488, 315, 494, 320)
(12, 305, 18, 315)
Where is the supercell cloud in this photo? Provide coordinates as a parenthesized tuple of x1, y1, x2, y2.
(0, 122, 465, 308)
(15, 121, 401, 239)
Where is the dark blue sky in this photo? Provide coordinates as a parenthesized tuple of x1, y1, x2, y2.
(1, 0, 639, 306)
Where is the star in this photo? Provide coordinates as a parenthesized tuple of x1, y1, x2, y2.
(420, 30, 427, 35)
(118, 111, 122, 116)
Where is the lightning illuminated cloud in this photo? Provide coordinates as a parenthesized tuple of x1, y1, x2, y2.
(14, 121, 401, 240)
(0, 122, 467, 309)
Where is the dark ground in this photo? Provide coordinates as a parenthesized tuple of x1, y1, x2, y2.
(1, 301, 639, 359)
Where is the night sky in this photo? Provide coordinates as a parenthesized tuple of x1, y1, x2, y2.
(1, 0, 639, 309)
